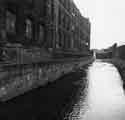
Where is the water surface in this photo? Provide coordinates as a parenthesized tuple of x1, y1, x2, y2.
(67, 60, 125, 120)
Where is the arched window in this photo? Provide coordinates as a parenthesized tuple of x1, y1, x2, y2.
(25, 19, 32, 40)
(6, 11, 16, 33)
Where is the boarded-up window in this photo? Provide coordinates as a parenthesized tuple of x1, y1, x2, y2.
(25, 19, 32, 39)
(6, 11, 16, 33)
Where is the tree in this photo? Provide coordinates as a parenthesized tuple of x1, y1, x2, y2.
(117, 45, 125, 60)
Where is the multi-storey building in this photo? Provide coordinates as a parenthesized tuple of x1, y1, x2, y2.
(0, 0, 90, 52)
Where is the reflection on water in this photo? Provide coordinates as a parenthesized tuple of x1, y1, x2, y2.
(66, 60, 125, 120)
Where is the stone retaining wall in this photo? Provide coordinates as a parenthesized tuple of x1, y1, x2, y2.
(0, 58, 93, 101)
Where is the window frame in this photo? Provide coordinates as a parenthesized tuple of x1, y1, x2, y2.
(25, 18, 32, 40)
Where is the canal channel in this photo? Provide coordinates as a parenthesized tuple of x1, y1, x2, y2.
(65, 60, 125, 120)
(0, 60, 125, 120)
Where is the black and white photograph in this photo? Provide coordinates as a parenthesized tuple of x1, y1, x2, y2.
(0, 0, 124, 120)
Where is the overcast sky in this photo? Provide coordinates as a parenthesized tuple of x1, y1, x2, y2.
(74, 0, 125, 49)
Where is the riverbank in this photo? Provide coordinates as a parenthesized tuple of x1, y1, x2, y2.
(0, 57, 94, 102)
(101, 58, 125, 89)
(101, 58, 125, 74)
(0, 66, 88, 120)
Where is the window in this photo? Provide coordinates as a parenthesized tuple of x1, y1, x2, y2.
(58, 30, 62, 48)
(39, 25, 44, 43)
(6, 11, 16, 33)
(59, 8, 61, 25)
(25, 19, 32, 39)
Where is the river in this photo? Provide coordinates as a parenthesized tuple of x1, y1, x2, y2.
(66, 60, 125, 120)
(0, 60, 125, 120)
